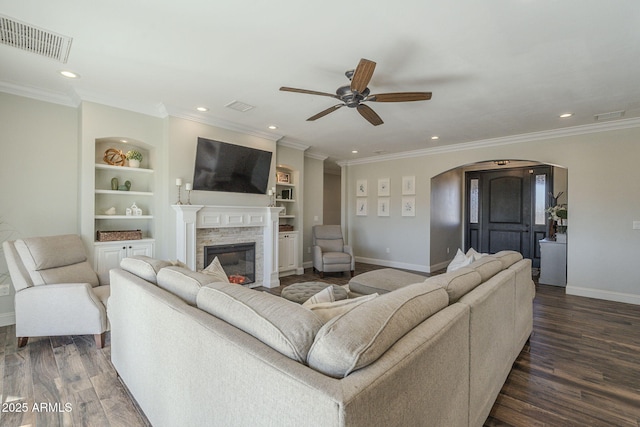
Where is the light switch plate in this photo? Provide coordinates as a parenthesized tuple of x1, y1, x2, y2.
(633, 221, 640, 230)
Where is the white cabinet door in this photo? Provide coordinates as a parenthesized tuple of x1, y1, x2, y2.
(95, 244, 126, 284)
(127, 241, 153, 257)
(278, 232, 298, 273)
(95, 240, 154, 284)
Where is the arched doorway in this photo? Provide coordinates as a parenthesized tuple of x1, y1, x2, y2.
(430, 160, 568, 270)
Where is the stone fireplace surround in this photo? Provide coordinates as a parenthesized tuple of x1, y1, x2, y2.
(172, 205, 282, 288)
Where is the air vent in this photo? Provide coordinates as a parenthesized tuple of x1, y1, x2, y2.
(594, 110, 625, 121)
(0, 14, 72, 63)
(225, 100, 255, 112)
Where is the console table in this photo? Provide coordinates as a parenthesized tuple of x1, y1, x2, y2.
(539, 238, 567, 287)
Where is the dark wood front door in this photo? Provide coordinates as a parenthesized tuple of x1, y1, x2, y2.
(465, 166, 551, 267)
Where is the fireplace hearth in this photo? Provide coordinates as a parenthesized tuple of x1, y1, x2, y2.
(204, 243, 256, 285)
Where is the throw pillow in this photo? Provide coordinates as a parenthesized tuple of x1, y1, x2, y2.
(446, 249, 474, 272)
(302, 286, 335, 307)
(201, 256, 230, 283)
(304, 293, 378, 323)
(466, 247, 486, 261)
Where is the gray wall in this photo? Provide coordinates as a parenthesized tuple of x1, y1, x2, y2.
(323, 171, 341, 226)
(0, 93, 79, 325)
(303, 155, 324, 265)
(430, 168, 463, 270)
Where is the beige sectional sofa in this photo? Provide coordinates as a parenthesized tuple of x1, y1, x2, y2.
(109, 251, 534, 427)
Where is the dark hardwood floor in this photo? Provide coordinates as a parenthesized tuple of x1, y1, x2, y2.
(1, 263, 638, 426)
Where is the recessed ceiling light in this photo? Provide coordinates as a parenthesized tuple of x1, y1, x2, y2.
(196, 106, 209, 112)
(352, 150, 358, 154)
(59, 70, 79, 79)
(120, 139, 128, 143)
(431, 136, 439, 140)
(559, 113, 573, 118)
(268, 125, 278, 130)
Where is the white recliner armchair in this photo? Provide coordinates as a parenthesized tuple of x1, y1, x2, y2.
(2, 234, 110, 348)
(312, 225, 355, 278)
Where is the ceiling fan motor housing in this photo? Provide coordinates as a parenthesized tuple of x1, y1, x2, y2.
(337, 85, 370, 108)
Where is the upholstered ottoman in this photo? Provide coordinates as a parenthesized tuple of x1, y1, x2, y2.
(281, 282, 348, 304)
(349, 268, 427, 295)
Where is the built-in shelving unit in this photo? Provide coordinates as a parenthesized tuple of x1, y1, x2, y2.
(275, 166, 301, 276)
(92, 138, 156, 283)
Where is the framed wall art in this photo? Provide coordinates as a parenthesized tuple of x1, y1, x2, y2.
(402, 176, 415, 195)
(401, 197, 416, 217)
(378, 178, 390, 196)
(356, 198, 368, 216)
(356, 179, 368, 197)
(377, 198, 390, 216)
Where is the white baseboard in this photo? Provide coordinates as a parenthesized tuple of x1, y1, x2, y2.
(0, 312, 16, 327)
(566, 285, 640, 306)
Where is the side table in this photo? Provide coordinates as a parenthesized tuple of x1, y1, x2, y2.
(539, 238, 567, 286)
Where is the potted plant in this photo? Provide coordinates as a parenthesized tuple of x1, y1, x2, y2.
(126, 150, 143, 168)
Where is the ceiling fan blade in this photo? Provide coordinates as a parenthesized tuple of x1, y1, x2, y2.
(357, 104, 384, 126)
(280, 87, 339, 99)
(350, 58, 376, 94)
(307, 104, 344, 121)
(368, 92, 433, 102)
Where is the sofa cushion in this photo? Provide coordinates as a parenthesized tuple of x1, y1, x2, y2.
(467, 256, 503, 282)
(307, 282, 449, 378)
(349, 268, 427, 295)
(15, 236, 99, 287)
(322, 252, 351, 265)
(304, 293, 378, 323)
(428, 267, 483, 303)
(157, 267, 220, 306)
(120, 256, 171, 284)
(197, 284, 324, 363)
(492, 250, 523, 270)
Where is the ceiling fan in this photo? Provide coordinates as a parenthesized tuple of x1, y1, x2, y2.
(280, 58, 432, 126)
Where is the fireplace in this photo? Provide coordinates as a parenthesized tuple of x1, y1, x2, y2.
(204, 243, 256, 285)
(173, 205, 282, 288)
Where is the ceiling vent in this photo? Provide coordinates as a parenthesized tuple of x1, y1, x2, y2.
(225, 100, 255, 112)
(0, 14, 73, 63)
(594, 110, 625, 121)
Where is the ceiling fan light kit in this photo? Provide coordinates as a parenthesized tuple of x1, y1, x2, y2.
(280, 58, 432, 126)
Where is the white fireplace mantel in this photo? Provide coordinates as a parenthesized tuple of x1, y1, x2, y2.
(172, 205, 283, 288)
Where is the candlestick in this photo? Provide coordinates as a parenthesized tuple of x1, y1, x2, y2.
(175, 180, 183, 205)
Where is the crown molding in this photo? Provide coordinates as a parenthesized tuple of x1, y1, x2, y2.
(0, 80, 78, 107)
(277, 138, 310, 151)
(304, 151, 329, 161)
(338, 117, 640, 166)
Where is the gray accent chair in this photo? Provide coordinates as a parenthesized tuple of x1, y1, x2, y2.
(312, 225, 354, 278)
(2, 234, 110, 348)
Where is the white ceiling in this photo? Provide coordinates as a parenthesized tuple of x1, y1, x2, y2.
(2, 1, 640, 165)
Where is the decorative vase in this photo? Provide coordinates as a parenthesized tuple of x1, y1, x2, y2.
(111, 177, 118, 190)
(128, 159, 140, 168)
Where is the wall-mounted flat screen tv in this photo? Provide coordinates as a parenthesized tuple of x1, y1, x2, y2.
(193, 137, 273, 194)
